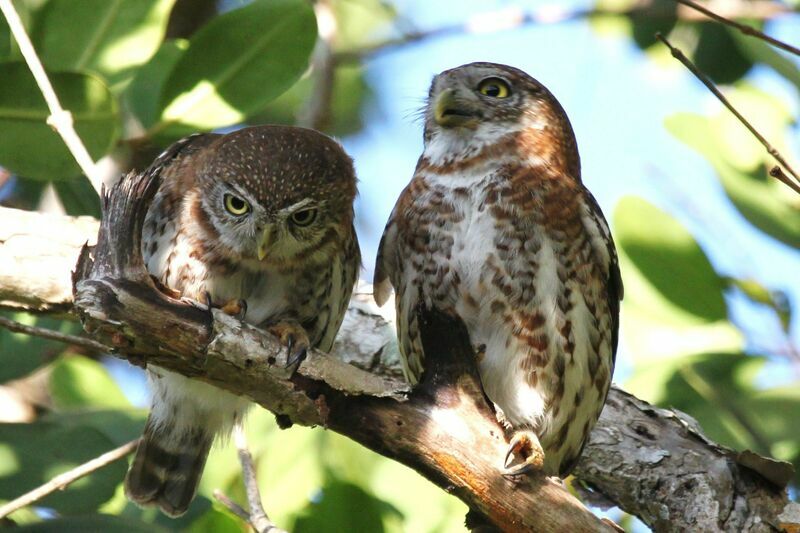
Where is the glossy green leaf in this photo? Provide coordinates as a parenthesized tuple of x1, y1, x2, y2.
(15, 515, 170, 533)
(615, 196, 727, 321)
(0, 312, 79, 383)
(0, 62, 118, 180)
(613, 197, 742, 360)
(0, 423, 127, 513)
(50, 355, 130, 410)
(33, 0, 176, 88)
(125, 39, 187, 130)
(155, 0, 316, 134)
(0, 17, 10, 60)
(665, 108, 800, 249)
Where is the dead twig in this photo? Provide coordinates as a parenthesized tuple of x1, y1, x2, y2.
(675, 0, 800, 57)
(0, 438, 140, 518)
(656, 33, 800, 195)
(0, 315, 109, 354)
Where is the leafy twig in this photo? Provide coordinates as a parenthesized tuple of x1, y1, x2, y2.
(0, 438, 140, 519)
(0, 315, 110, 354)
(675, 0, 800, 57)
(656, 33, 800, 195)
(0, 0, 103, 195)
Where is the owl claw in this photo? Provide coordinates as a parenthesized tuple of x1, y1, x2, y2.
(502, 430, 544, 478)
(267, 321, 310, 374)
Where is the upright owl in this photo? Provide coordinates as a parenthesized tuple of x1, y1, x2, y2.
(125, 125, 361, 516)
(374, 63, 622, 477)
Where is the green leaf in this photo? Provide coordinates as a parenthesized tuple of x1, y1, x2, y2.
(0, 62, 118, 180)
(15, 515, 170, 533)
(155, 0, 316, 135)
(54, 177, 102, 217)
(39, 409, 146, 446)
(125, 39, 188, 130)
(615, 196, 727, 321)
(0, 423, 127, 514)
(292, 479, 402, 533)
(665, 106, 800, 249)
(724, 277, 792, 333)
(33, 0, 176, 89)
(0, 17, 10, 60)
(613, 197, 742, 360)
(50, 355, 130, 410)
(692, 25, 752, 84)
(0, 312, 80, 383)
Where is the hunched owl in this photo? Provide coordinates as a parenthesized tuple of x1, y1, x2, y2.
(125, 125, 361, 516)
(374, 62, 622, 477)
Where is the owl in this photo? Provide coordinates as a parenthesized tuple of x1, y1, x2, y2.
(374, 63, 622, 478)
(124, 125, 361, 516)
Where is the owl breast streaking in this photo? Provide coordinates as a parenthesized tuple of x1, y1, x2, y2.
(125, 125, 361, 516)
(374, 62, 622, 478)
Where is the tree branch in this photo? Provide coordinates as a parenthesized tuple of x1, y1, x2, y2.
(674, 0, 800, 57)
(0, 438, 140, 519)
(333, 1, 795, 64)
(0, 201, 797, 530)
(656, 33, 800, 195)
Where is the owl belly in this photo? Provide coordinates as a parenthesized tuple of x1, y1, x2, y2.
(442, 205, 609, 475)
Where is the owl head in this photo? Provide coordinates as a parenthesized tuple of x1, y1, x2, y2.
(192, 125, 357, 269)
(422, 62, 579, 177)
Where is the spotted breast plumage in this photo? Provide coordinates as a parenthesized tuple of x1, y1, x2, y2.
(374, 62, 622, 477)
(125, 125, 361, 516)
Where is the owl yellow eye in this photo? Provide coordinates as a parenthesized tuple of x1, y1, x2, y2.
(290, 208, 317, 227)
(478, 78, 510, 98)
(224, 193, 250, 216)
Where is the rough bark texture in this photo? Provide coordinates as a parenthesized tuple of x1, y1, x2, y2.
(1, 188, 797, 531)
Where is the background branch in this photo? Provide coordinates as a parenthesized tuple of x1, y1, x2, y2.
(0, 438, 139, 519)
(656, 33, 800, 194)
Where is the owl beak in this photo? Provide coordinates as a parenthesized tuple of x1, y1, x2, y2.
(434, 88, 479, 128)
(257, 226, 274, 261)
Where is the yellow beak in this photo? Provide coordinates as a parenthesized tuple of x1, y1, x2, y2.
(434, 88, 478, 128)
(257, 226, 274, 261)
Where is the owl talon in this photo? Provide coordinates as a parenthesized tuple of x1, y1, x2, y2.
(502, 430, 544, 478)
(267, 321, 310, 373)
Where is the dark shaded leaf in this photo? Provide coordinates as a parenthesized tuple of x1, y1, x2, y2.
(0, 423, 127, 514)
(53, 178, 102, 217)
(15, 515, 170, 533)
(154, 0, 316, 136)
(0, 311, 79, 383)
(693, 24, 752, 84)
(0, 62, 118, 180)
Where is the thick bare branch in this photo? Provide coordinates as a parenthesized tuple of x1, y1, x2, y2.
(1, 204, 796, 531)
